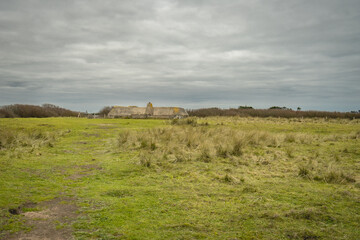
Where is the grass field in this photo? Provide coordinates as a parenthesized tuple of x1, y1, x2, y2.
(0, 117, 359, 239)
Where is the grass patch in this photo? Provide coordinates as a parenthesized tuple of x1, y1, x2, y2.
(0, 117, 359, 239)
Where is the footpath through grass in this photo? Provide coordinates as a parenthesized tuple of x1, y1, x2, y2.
(0, 117, 359, 239)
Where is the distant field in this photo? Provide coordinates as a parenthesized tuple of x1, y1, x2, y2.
(0, 117, 359, 239)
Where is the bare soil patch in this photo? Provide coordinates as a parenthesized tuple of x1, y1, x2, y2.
(6, 197, 78, 240)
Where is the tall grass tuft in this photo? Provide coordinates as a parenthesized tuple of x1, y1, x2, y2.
(216, 145, 229, 158)
(139, 152, 152, 167)
(0, 128, 56, 150)
(231, 140, 244, 156)
(198, 148, 212, 162)
(113, 118, 358, 186)
(117, 131, 130, 147)
(298, 166, 310, 178)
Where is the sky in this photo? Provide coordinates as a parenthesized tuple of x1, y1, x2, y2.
(0, 0, 359, 112)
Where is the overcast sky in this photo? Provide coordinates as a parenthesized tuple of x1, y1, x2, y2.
(0, 0, 359, 112)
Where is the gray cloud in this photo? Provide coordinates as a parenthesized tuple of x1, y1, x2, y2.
(0, 0, 359, 112)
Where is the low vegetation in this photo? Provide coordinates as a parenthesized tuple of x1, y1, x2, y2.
(188, 107, 360, 119)
(0, 117, 359, 239)
(117, 118, 358, 185)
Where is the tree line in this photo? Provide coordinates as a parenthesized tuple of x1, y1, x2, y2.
(0, 104, 78, 118)
(188, 107, 360, 119)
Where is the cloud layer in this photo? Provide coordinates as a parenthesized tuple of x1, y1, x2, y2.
(1, 0, 359, 111)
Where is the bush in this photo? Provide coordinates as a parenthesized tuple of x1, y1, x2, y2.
(269, 106, 290, 110)
(0, 104, 77, 118)
(98, 106, 112, 117)
(238, 106, 253, 109)
(187, 108, 360, 119)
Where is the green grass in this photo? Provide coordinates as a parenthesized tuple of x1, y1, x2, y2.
(0, 117, 359, 239)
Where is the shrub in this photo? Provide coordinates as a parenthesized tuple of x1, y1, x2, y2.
(187, 108, 360, 119)
(238, 106, 253, 109)
(0, 104, 77, 118)
(269, 106, 287, 110)
(98, 106, 112, 117)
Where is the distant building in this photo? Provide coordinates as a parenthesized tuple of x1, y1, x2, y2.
(108, 102, 188, 119)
